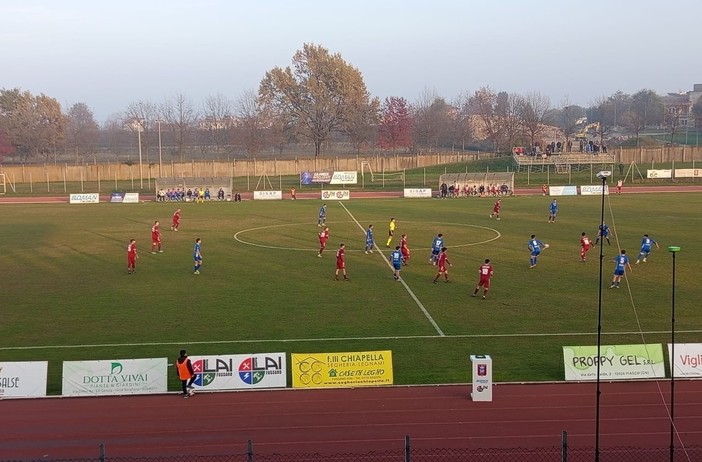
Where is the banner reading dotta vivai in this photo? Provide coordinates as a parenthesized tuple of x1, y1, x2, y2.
(291, 350, 393, 388)
(62, 358, 168, 396)
(562, 344, 665, 381)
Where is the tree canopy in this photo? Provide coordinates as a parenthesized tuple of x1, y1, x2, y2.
(258, 43, 374, 157)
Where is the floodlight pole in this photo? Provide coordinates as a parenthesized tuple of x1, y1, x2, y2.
(594, 174, 607, 462)
(668, 245, 681, 462)
(157, 119, 163, 179)
(137, 127, 143, 189)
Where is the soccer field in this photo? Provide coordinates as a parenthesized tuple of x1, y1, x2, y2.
(2, 193, 701, 394)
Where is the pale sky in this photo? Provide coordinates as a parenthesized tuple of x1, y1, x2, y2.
(2, 0, 700, 123)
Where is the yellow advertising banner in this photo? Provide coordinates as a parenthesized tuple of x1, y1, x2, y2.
(291, 350, 393, 388)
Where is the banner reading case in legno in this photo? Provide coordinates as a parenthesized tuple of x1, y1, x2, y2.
(0, 361, 48, 398)
(291, 350, 393, 388)
(62, 358, 168, 396)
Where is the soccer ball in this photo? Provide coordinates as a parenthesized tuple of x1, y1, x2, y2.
(544, 244, 550, 249)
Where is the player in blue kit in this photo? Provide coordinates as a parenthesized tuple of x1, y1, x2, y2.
(528, 234, 547, 268)
(389, 245, 403, 280)
(610, 249, 632, 288)
(429, 233, 444, 265)
(548, 199, 558, 223)
(193, 238, 202, 274)
(635, 234, 659, 264)
(317, 204, 327, 227)
(364, 224, 375, 254)
(594, 222, 611, 246)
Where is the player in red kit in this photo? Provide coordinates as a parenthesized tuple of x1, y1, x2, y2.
(334, 243, 349, 281)
(490, 199, 501, 220)
(472, 259, 494, 299)
(318, 226, 329, 257)
(432, 247, 451, 283)
(400, 234, 410, 265)
(151, 220, 162, 254)
(171, 209, 181, 231)
(127, 239, 138, 274)
(580, 232, 592, 262)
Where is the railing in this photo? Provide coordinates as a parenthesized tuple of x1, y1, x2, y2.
(6, 436, 702, 462)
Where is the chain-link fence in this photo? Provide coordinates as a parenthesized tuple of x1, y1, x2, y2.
(5, 438, 702, 462)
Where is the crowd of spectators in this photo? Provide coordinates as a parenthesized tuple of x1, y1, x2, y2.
(513, 140, 608, 157)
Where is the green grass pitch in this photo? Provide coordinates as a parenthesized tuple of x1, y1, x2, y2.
(1, 193, 700, 394)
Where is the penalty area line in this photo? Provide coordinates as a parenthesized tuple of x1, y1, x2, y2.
(2, 329, 699, 351)
(338, 202, 446, 336)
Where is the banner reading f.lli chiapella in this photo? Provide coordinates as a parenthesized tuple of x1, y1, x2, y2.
(62, 358, 168, 396)
(291, 350, 393, 388)
(562, 344, 665, 381)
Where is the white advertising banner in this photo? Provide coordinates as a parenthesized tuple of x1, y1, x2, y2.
(122, 192, 139, 203)
(0, 361, 48, 398)
(189, 353, 287, 390)
(674, 169, 702, 178)
(69, 193, 100, 204)
(548, 186, 578, 196)
(321, 190, 350, 201)
(403, 188, 432, 198)
(330, 171, 358, 185)
(62, 358, 168, 396)
(562, 344, 665, 381)
(580, 185, 610, 196)
(668, 343, 702, 377)
(253, 190, 283, 200)
(647, 169, 672, 179)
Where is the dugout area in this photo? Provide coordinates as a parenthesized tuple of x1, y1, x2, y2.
(155, 176, 233, 200)
(439, 172, 514, 195)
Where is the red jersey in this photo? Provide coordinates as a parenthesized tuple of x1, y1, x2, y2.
(172, 210, 180, 224)
(400, 236, 408, 250)
(151, 224, 161, 242)
(319, 229, 329, 244)
(478, 263, 493, 281)
(580, 236, 592, 250)
(127, 242, 137, 260)
(493, 201, 501, 213)
(336, 247, 345, 269)
(437, 252, 450, 270)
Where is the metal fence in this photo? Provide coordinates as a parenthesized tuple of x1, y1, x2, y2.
(6, 437, 702, 462)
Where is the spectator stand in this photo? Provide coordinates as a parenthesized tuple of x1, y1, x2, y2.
(438, 172, 514, 198)
(513, 152, 616, 173)
(155, 176, 233, 202)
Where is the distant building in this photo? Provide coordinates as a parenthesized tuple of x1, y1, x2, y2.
(662, 84, 702, 128)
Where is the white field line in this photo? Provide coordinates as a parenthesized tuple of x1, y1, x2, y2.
(3, 329, 700, 351)
(338, 201, 445, 336)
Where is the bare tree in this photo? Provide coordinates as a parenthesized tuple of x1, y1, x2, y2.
(160, 94, 197, 161)
(201, 93, 234, 157)
(496, 92, 524, 151)
(467, 87, 503, 152)
(413, 88, 452, 151)
(124, 100, 157, 161)
(236, 89, 266, 157)
(65, 102, 100, 163)
(517, 92, 551, 147)
(344, 96, 380, 153)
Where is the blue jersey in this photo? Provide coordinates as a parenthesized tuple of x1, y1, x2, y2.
(528, 239, 544, 255)
(614, 254, 629, 272)
(550, 201, 558, 213)
(599, 224, 609, 237)
(431, 236, 444, 253)
(366, 228, 374, 244)
(640, 236, 656, 252)
(390, 250, 403, 268)
(193, 242, 202, 259)
(319, 206, 327, 218)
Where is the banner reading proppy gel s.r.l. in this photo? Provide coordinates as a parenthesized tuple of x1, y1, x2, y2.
(562, 344, 665, 381)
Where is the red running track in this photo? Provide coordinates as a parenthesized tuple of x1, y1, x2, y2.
(3, 380, 702, 459)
